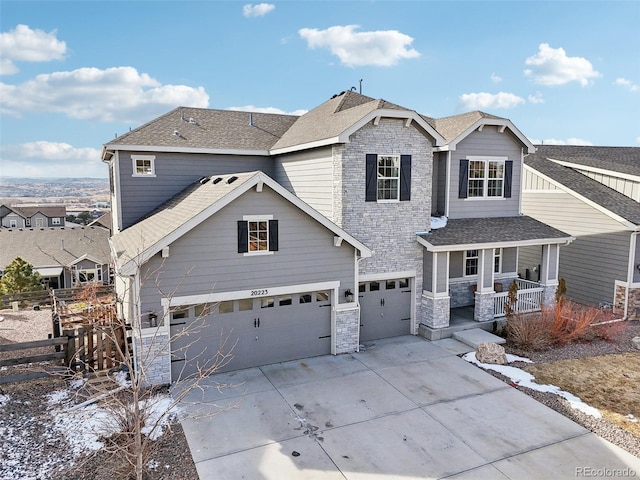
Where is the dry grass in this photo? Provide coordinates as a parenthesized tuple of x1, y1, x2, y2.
(524, 353, 640, 437)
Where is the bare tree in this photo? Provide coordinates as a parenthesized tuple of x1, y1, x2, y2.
(53, 260, 240, 479)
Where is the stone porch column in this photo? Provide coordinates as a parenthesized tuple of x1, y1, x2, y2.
(474, 248, 495, 322)
(540, 244, 560, 307)
(421, 251, 450, 328)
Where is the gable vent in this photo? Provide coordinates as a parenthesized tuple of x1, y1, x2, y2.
(227, 176, 238, 184)
(212, 177, 223, 184)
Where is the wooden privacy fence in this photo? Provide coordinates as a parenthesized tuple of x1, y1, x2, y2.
(0, 324, 127, 373)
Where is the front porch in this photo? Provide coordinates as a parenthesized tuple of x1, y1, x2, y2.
(416, 216, 574, 335)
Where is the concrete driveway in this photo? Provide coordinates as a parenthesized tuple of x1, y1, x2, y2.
(173, 336, 640, 479)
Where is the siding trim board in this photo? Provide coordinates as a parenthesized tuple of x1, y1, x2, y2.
(524, 164, 639, 230)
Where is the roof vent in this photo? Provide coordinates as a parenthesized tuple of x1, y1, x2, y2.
(212, 177, 223, 184)
(198, 176, 210, 185)
(188, 117, 197, 125)
(227, 176, 238, 184)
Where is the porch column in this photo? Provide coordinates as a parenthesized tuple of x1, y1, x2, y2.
(540, 244, 560, 306)
(474, 249, 495, 322)
(421, 251, 450, 328)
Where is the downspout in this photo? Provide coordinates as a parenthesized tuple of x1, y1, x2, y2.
(624, 231, 639, 319)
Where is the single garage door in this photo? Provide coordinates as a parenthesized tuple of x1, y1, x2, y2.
(359, 278, 412, 342)
(170, 290, 332, 380)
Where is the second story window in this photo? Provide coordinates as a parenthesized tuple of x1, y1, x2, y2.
(52, 217, 61, 225)
(366, 154, 411, 202)
(132, 155, 156, 177)
(237, 216, 279, 255)
(377, 155, 400, 201)
(459, 157, 513, 199)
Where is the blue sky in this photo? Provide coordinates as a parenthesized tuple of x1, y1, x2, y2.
(1, 0, 639, 178)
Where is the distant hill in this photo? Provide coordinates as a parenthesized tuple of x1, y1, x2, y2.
(0, 177, 109, 199)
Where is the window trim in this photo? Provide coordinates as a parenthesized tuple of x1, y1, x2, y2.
(377, 155, 401, 202)
(239, 215, 277, 256)
(35, 218, 44, 228)
(9, 219, 17, 228)
(494, 248, 502, 274)
(366, 154, 411, 203)
(464, 249, 479, 277)
(132, 154, 156, 177)
(52, 217, 61, 225)
(460, 156, 514, 200)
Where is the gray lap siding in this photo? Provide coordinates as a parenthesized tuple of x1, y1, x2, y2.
(138, 187, 356, 316)
(448, 129, 522, 219)
(117, 151, 274, 230)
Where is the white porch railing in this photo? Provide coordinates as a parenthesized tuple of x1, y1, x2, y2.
(493, 279, 544, 318)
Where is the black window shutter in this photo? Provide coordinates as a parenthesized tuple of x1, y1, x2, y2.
(268, 220, 279, 251)
(399, 155, 411, 201)
(237, 221, 248, 253)
(365, 154, 377, 202)
(458, 159, 469, 199)
(504, 160, 513, 198)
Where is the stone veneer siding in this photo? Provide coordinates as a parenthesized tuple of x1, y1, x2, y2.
(135, 334, 171, 385)
(422, 295, 450, 328)
(474, 292, 494, 321)
(615, 283, 640, 320)
(338, 118, 432, 333)
(334, 307, 360, 353)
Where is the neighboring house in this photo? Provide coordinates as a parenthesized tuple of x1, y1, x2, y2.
(88, 211, 112, 233)
(103, 91, 572, 384)
(522, 145, 640, 319)
(0, 205, 67, 228)
(0, 226, 112, 289)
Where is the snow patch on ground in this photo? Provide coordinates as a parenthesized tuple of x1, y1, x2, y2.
(0, 394, 9, 407)
(463, 352, 602, 418)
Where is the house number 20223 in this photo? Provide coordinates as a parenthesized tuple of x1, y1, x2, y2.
(251, 289, 268, 296)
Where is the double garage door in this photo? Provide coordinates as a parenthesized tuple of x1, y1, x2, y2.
(359, 277, 412, 342)
(170, 290, 332, 380)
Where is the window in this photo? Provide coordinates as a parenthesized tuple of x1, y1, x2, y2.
(279, 296, 292, 306)
(9, 219, 17, 228)
(35, 218, 44, 228)
(261, 297, 274, 308)
(216, 302, 232, 314)
(237, 218, 278, 254)
(132, 155, 156, 176)
(171, 307, 190, 320)
(494, 248, 502, 274)
(238, 299, 254, 311)
(465, 250, 479, 276)
(386, 280, 396, 290)
(366, 154, 411, 202)
(72, 265, 102, 286)
(299, 293, 312, 304)
(369, 281, 380, 291)
(52, 217, 61, 225)
(459, 158, 513, 199)
(377, 155, 400, 201)
(25, 218, 31, 227)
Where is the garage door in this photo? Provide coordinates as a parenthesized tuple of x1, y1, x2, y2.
(359, 278, 412, 342)
(170, 290, 332, 380)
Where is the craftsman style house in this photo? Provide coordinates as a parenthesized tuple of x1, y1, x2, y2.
(0, 204, 67, 228)
(522, 145, 640, 320)
(104, 91, 572, 384)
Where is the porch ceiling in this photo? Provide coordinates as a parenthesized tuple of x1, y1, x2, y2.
(417, 216, 573, 252)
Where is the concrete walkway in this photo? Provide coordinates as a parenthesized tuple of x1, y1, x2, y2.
(172, 336, 640, 479)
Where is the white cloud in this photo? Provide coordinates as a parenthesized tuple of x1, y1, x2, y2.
(0, 141, 105, 178)
(614, 77, 639, 92)
(298, 25, 420, 67)
(227, 105, 307, 116)
(527, 92, 544, 104)
(532, 138, 594, 146)
(490, 73, 502, 83)
(243, 3, 275, 17)
(524, 43, 601, 87)
(0, 24, 66, 75)
(458, 92, 525, 110)
(0, 66, 209, 123)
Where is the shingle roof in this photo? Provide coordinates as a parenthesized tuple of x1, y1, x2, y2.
(0, 227, 111, 269)
(533, 145, 640, 177)
(525, 149, 640, 226)
(418, 216, 571, 249)
(428, 111, 507, 143)
(271, 91, 413, 150)
(105, 107, 299, 151)
(111, 171, 261, 265)
(3, 205, 66, 219)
